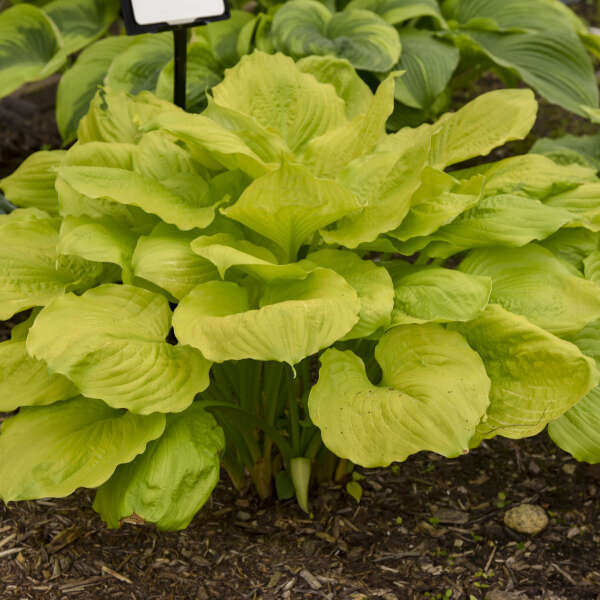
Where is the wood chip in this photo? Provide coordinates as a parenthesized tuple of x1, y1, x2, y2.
(299, 569, 322, 590)
(101, 565, 133, 584)
(0, 533, 16, 549)
(0, 547, 24, 558)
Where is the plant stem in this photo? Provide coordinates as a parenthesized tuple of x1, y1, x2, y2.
(286, 369, 301, 456)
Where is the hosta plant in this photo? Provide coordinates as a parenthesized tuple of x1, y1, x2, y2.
(2, 51, 600, 530)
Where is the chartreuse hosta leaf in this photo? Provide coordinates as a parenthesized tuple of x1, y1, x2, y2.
(320, 132, 428, 248)
(544, 182, 600, 231)
(455, 305, 598, 441)
(549, 320, 600, 462)
(532, 134, 600, 172)
(391, 29, 459, 111)
(391, 266, 491, 326)
(0, 4, 65, 98)
(296, 56, 372, 120)
(93, 403, 225, 530)
(173, 269, 360, 365)
(0, 209, 103, 319)
(57, 216, 139, 283)
(300, 75, 397, 178)
(459, 244, 600, 337)
(0, 313, 77, 412)
(449, 0, 598, 117)
(406, 194, 575, 259)
(388, 169, 483, 244)
(541, 228, 599, 272)
(346, 0, 445, 26)
(222, 161, 361, 261)
(271, 0, 401, 71)
(0, 150, 66, 214)
(132, 224, 219, 301)
(211, 51, 346, 153)
(27, 285, 212, 414)
(57, 37, 136, 144)
(306, 249, 394, 339)
(309, 325, 490, 467)
(43, 0, 120, 56)
(0, 397, 166, 502)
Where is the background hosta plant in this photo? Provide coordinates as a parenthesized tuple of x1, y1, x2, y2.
(2, 51, 600, 531)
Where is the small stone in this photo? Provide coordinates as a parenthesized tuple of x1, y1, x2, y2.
(504, 504, 548, 535)
(236, 511, 251, 521)
(486, 591, 526, 600)
(562, 463, 576, 475)
(528, 460, 540, 474)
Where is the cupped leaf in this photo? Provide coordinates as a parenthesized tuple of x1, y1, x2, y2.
(544, 182, 600, 231)
(455, 304, 598, 440)
(412, 194, 575, 258)
(0, 336, 77, 412)
(306, 249, 394, 338)
(391, 267, 491, 325)
(0, 4, 64, 98)
(132, 224, 219, 301)
(346, 0, 445, 26)
(57, 36, 136, 144)
(211, 51, 346, 152)
(57, 215, 138, 283)
(27, 285, 212, 414)
(222, 162, 361, 261)
(105, 32, 172, 95)
(0, 209, 103, 319)
(319, 132, 428, 247)
(94, 403, 225, 530)
(272, 1, 401, 71)
(392, 29, 458, 110)
(309, 325, 490, 467)
(0, 150, 66, 214)
(541, 228, 598, 272)
(297, 55, 373, 119)
(57, 165, 218, 232)
(43, 0, 119, 56)
(549, 320, 600, 463)
(459, 244, 600, 336)
(173, 269, 360, 365)
(0, 397, 166, 502)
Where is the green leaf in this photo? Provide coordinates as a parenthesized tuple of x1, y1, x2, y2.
(540, 228, 599, 272)
(413, 194, 575, 258)
(93, 403, 224, 530)
(549, 320, 600, 463)
(57, 36, 135, 144)
(309, 325, 490, 467)
(155, 40, 222, 113)
(173, 269, 360, 365)
(545, 182, 600, 231)
(58, 165, 219, 232)
(0, 150, 66, 214)
(306, 249, 394, 338)
(272, 1, 401, 71)
(0, 209, 103, 319)
(459, 244, 600, 336)
(0, 397, 166, 501)
(105, 32, 173, 95)
(0, 4, 64, 98)
(392, 29, 458, 110)
(27, 284, 212, 414)
(43, 0, 119, 56)
(297, 55, 373, 119)
(300, 74, 398, 178)
(57, 215, 138, 283)
(222, 161, 361, 261)
(346, 480, 363, 503)
(388, 169, 483, 243)
(211, 51, 346, 153)
(427, 89, 537, 169)
(531, 134, 600, 172)
(319, 133, 428, 247)
(346, 0, 445, 26)
(391, 267, 491, 325)
(0, 336, 77, 411)
(455, 304, 598, 440)
(132, 224, 219, 301)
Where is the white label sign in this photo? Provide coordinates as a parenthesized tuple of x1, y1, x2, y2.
(130, 0, 227, 25)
